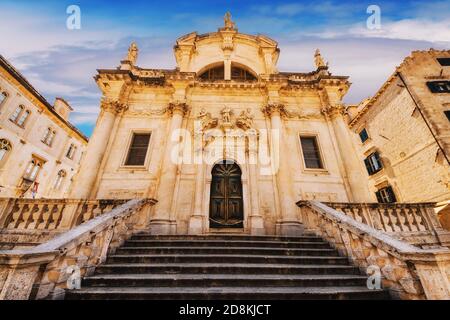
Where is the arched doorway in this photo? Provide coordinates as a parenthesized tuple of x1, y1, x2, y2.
(209, 161, 244, 229)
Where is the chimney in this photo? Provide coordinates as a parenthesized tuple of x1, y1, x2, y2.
(53, 98, 73, 121)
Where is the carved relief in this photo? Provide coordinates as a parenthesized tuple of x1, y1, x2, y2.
(236, 109, 254, 130)
(100, 100, 129, 115)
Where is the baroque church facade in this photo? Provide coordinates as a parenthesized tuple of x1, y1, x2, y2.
(70, 14, 374, 236)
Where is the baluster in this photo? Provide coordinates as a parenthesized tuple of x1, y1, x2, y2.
(27, 204, 45, 230)
(412, 207, 428, 232)
(6, 203, 21, 228)
(48, 204, 64, 230)
(17, 203, 33, 229)
(82, 204, 95, 223)
(38, 204, 51, 230)
(396, 207, 407, 232)
(403, 207, 416, 232)
(387, 207, 401, 232)
(379, 207, 393, 232)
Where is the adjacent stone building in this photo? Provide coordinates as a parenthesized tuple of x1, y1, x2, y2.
(347, 50, 450, 228)
(0, 55, 88, 199)
(70, 15, 373, 236)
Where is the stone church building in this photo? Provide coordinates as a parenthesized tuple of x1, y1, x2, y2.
(70, 15, 381, 236)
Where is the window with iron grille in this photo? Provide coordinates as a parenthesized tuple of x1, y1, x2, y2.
(364, 152, 383, 175)
(300, 136, 324, 169)
(376, 186, 397, 204)
(125, 133, 151, 166)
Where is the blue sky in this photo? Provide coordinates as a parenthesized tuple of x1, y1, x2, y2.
(1, 0, 449, 137)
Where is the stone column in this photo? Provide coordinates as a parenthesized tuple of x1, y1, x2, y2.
(247, 135, 265, 235)
(188, 162, 205, 235)
(69, 101, 126, 199)
(323, 105, 372, 202)
(150, 103, 189, 235)
(263, 104, 303, 236)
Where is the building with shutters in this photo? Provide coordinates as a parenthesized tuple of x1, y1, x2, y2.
(69, 14, 377, 236)
(347, 50, 450, 228)
(0, 55, 88, 199)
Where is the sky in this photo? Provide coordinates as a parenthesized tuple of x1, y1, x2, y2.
(1, 0, 449, 137)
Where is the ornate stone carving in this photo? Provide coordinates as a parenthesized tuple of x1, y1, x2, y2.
(197, 108, 218, 131)
(167, 102, 190, 116)
(101, 100, 129, 115)
(125, 42, 139, 65)
(261, 103, 287, 117)
(321, 104, 346, 118)
(236, 109, 254, 130)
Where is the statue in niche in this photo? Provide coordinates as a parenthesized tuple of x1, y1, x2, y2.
(314, 49, 328, 68)
(236, 108, 254, 130)
(126, 42, 139, 65)
(221, 106, 233, 124)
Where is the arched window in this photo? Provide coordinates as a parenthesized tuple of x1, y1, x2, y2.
(10, 105, 31, 127)
(17, 110, 31, 127)
(24, 157, 44, 182)
(198, 64, 257, 82)
(199, 65, 225, 81)
(0, 92, 8, 107)
(54, 170, 66, 190)
(0, 139, 12, 163)
(231, 66, 257, 81)
(66, 143, 77, 159)
(42, 128, 56, 146)
(10, 105, 24, 122)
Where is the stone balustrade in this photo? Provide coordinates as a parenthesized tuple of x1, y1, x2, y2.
(0, 199, 131, 249)
(297, 200, 450, 300)
(0, 198, 157, 300)
(320, 202, 450, 247)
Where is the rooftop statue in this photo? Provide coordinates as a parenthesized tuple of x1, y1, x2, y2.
(314, 49, 328, 69)
(224, 11, 236, 29)
(126, 42, 139, 65)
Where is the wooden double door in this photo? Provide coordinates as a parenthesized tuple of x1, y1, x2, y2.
(209, 162, 244, 229)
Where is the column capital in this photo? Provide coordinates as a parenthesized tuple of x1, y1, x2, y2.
(100, 100, 128, 115)
(167, 102, 190, 117)
(321, 104, 346, 119)
(261, 103, 287, 118)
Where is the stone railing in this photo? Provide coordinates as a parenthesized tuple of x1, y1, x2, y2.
(0, 199, 131, 249)
(0, 198, 157, 300)
(297, 201, 450, 300)
(321, 202, 450, 247)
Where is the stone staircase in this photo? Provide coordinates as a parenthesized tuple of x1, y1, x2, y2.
(65, 234, 390, 300)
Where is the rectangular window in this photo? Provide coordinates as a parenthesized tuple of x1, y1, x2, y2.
(376, 186, 397, 204)
(427, 81, 450, 93)
(364, 152, 383, 175)
(300, 136, 324, 169)
(437, 58, 450, 66)
(125, 133, 151, 166)
(23, 158, 44, 182)
(359, 128, 369, 143)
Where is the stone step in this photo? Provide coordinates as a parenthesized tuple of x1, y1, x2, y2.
(131, 234, 324, 242)
(124, 239, 331, 249)
(107, 254, 350, 265)
(95, 263, 362, 276)
(115, 247, 339, 256)
(66, 286, 389, 300)
(83, 274, 368, 288)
